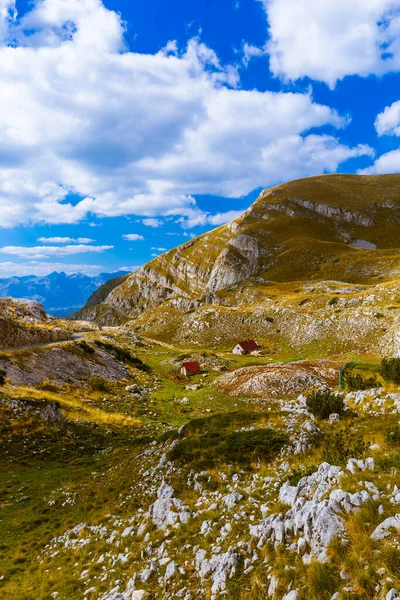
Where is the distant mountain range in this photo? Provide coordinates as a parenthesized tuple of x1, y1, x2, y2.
(0, 271, 129, 317)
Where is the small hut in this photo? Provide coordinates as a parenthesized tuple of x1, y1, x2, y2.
(232, 340, 260, 355)
(181, 361, 201, 377)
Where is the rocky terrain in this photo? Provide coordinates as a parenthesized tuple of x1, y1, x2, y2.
(1, 174, 400, 599)
(0, 297, 72, 350)
(74, 174, 400, 358)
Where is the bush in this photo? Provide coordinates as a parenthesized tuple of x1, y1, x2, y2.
(386, 425, 400, 445)
(169, 428, 287, 468)
(328, 297, 339, 306)
(0, 369, 5, 386)
(94, 340, 151, 371)
(88, 376, 112, 392)
(321, 430, 367, 464)
(306, 388, 345, 420)
(380, 357, 400, 383)
(345, 372, 380, 391)
(77, 340, 95, 354)
(37, 380, 60, 392)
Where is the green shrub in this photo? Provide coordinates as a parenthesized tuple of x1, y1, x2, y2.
(306, 388, 345, 420)
(345, 372, 380, 391)
(36, 380, 60, 392)
(386, 425, 400, 445)
(94, 340, 151, 371)
(328, 297, 339, 306)
(180, 411, 269, 437)
(169, 428, 287, 468)
(321, 430, 367, 464)
(88, 376, 112, 392)
(0, 369, 5, 386)
(380, 357, 400, 383)
(77, 340, 95, 354)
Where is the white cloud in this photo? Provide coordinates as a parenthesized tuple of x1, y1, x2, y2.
(0, 261, 108, 277)
(207, 210, 244, 225)
(358, 100, 400, 174)
(122, 234, 144, 241)
(37, 236, 95, 244)
(0, 0, 373, 229)
(0, 244, 113, 259)
(359, 148, 400, 175)
(375, 100, 400, 136)
(242, 43, 266, 66)
(142, 218, 162, 228)
(151, 246, 167, 252)
(261, 0, 400, 87)
(118, 265, 140, 273)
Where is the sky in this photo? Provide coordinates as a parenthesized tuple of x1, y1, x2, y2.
(0, 0, 400, 278)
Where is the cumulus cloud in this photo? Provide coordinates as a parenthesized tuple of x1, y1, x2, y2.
(0, 244, 113, 259)
(0, 261, 109, 277)
(0, 0, 372, 229)
(358, 100, 400, 175)
(375, 100, 400, 136)
(261, 0, 400, 87)
(37, 236, 95, 244)
(122, 234, 144, 241)
(359, 148, 400, 175)
(142, 218, 162, 228)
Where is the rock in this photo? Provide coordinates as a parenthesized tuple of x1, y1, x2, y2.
(148, 482, 191, 529)
(140, 561, 157, 583)
(252, 461, 371, 562)
(386, 590, 400, 600)
(282, 591, 299, 600)
(371, 515, 400, 541)
(222, 491, 243, 509)
(130, 592, 150, 600)
(197, 547, 238, 598)
(328, 413, 340, 423)
(164, 560, 178, 581)
(41, 402, 63, 422)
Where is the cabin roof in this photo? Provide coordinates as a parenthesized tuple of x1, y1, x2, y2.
(237, 340, 259, 352)
(182, 361, 201, 373)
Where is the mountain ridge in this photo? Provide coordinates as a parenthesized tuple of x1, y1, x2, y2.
(0, 270, 128, 317)
(79, 173, 400, 324)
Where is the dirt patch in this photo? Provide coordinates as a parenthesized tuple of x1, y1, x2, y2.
(217, 360, 340, 398)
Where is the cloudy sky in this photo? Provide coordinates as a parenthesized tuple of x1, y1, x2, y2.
(0, 0, 399, 277)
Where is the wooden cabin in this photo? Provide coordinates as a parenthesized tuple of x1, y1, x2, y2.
(232, 340, 260, 355)
(181, 361, 201, 377)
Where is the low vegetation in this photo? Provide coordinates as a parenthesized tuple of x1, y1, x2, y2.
(380, 357, 400, 383)
(306, 388, 345, 419)
(170, 426, 287, 468)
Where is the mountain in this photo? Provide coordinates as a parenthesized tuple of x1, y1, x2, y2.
(0, 271, 129, 317)
(77, 173, 400, 355)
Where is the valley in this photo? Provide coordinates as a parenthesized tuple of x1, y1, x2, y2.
(1, 174, 400, 600)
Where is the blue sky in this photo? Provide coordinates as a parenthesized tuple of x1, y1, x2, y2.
(0, 0, 400, 277)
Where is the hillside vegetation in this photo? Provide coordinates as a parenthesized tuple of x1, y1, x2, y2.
(2, 174, 400, 600)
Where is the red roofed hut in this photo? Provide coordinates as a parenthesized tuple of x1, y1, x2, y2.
(181, 361, 201, 377)
(232, 340, 260, 355)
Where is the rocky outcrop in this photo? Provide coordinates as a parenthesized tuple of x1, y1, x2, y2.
(0, 298, 70, 349)
(217, 360, 339, 398)
(250, 460, 374, 563)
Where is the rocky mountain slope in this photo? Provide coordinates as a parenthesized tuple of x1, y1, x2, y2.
(77, 174, 400, 357)
(100, 174, 400, 317)
(0, 271, 128, 317)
